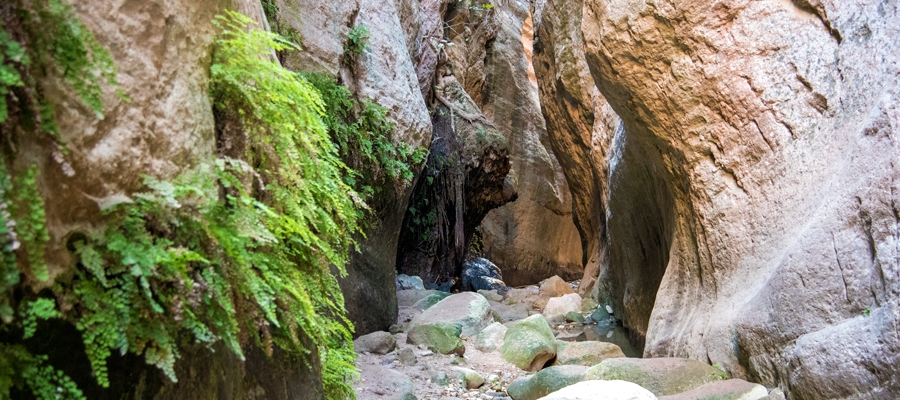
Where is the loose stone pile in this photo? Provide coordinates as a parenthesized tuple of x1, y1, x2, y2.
(353, 274, 783, 400)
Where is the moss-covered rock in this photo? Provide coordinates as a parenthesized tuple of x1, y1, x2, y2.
(506, 365, 588, 400)
(584, 357, 725, 396)
(501, 315, 557, 371)
(411, 291, 453, 310)
(553, 340, 625, 367)
(406, 322, 465, 356)
(565, 312, 585, 323)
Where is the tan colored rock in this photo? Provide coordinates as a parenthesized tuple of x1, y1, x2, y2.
(26, 1, 326, 398)
(543, 293, 583, 319)
(468, 1, 584, 287)
(540, 276, 575, 297)
(532, 0, 621, 299)
(577, 0, 900, 397)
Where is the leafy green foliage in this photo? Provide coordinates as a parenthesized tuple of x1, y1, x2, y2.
(0, 26, 26, 124)
(19, 298, 59, 339)
(344, 24, 370, 59)
(209, 11, 362, 398)
(0, 344, 85, 400)
(10, 165, 49, 282)
(0, 0, 121, 138)
(303, 73, 426, 203)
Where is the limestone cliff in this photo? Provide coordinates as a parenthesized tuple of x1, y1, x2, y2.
(474, 1, 584, 288)
(535, 0, 900, 397)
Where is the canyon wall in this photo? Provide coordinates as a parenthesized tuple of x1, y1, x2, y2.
(270, 0, 433, 335)
(534, 0, 899, 397)
(476, 2, 585, 287)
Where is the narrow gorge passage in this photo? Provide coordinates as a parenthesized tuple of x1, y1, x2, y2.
(0, 0, 897, 399)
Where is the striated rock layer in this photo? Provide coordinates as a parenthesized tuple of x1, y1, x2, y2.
(536, 0, 900, 397)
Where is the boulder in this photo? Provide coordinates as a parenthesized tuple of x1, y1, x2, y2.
(584, 358, 725, 396)
(475, 322, 508, 353)
(490, 301, 531, 322)
(356, 365, 417, 400)
(411, 291, 453, 311)
(543, 294, 582, 319)
(501, 315, 558, 371)
(539, 380, 657, 400)
(406, 322, 465, 356)
(581, 298, 599, 313)
(564, 312, 585, 323)
(397, 289, 435, 307)
(396, 274, 425, 291)
(353, 331, 397, 354)
(553, 340, 625, 367)
(539, 276, 575, 297)
(589, 306, 612, 324)
(658, 379, 769, 400)
(398, 347, 417, 366)
(462, 258, 507, 293)
(396, 290, 425, 307)
(507, 365, 588, 400)
(407, 292, 493, 337)
(449, 367, 485, 389)
(478, 290, 505, 302)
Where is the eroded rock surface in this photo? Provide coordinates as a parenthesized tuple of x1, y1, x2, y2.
(532, 0, 900, 396)
(476, 1, 584, 287)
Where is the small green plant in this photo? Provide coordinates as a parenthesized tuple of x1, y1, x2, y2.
(0, 343, 85, 399)
(1, 0, 122, 138)
(863, 307, 871, 316)
(303, 73, 426, 205)
(344, 24, 370, 58)
(713, 364, 727, 380)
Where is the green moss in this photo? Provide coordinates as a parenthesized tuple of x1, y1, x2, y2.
(303, 72, 426, 212)
(407, 322, 464, 355)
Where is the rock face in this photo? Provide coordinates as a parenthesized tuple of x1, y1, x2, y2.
(11, 1, 325, 398)
(531, 0, 621, 298)
(271, 0, 433, 336)
(476, 1, 584, 287)
(531, 0, 900, 396)
(584, 358, 725, 397)
(576, 0, 900, 397)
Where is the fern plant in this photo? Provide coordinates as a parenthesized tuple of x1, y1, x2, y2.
(303, 73, 426, 207)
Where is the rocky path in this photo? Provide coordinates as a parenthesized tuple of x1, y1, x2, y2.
(353, 274, 785, 400)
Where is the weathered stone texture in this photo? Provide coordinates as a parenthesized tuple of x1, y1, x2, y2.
(476, 1, 584, 287)
(573, 0, 900, 397)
